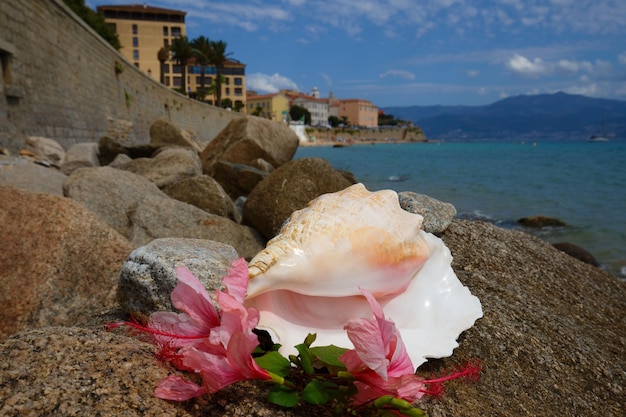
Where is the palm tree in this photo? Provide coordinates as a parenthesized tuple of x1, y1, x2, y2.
(190, 36, 212, 98)
(157, 47, 169, 85)
(169, 36, 193, 94)
(209, 40, 233, 108)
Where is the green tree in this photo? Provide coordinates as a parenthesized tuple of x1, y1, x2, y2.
(233, 100, 245, 112)
(290, 105, 311, 125)
(157, 47, 169, 84)
(328, 115, 341, 127)
(221, 98, 233, 109)
(209, 40, 233, 108)
(190, 36, 213, 97)
(170, 36, 194, 94)
(63, 0, 120, 50)
(252, 106, 263, 116)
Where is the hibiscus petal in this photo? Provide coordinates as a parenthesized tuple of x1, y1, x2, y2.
(171, 266, 219, 327)
(154, 375, 207, 401)
(223, 258, 249, 304)
(344, 317, 389, 380)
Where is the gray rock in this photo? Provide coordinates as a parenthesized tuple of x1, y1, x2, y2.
(60, 142, 100, 175)
(25, 136, 65, 166)
(162, 175, 240, 222)
(0, 156, 66, 196)
(108, 153, 133, 168)
(212, 160, 269, 199)
(63, 166, 263, 258)
(128, 194, 264, 260)
(117, 238, 239, 316)
(63, 166, 164, 237)
(552, 241, 600, 267)
(149, 118, 202, 152)
(517, 215, 568, 228)
(97, 118, 138, 165)
(200, 116, 299, 176)
(121, 147, 202, 188)
(398, 191, 457, 234)
(242, 157, 352, 239)
(249, 157, 275, 173)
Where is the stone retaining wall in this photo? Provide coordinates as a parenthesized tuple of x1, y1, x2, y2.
(0, 0, 243, 153)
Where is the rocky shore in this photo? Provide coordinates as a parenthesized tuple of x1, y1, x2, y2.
(1, 116, 624, 416)
(298, 126, 427, 146)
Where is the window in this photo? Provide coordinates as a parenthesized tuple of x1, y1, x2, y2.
(1, 50, 12, 85)
(132, 37, 138, 47)
(163, 26, 169, 36)
(132, 24, 138, 34)
(163, 39, 169, 47)
(164, 76, 170, 86)
(171, 27, 181, 37)
(162, 64, 170, 74)
(234, 88, 243, 96)
(172, 65, 182, 74)
(133, 50, 139, 60)
(234, 77, 243, 86)
(225, 88, 230, 95)
(172, 76, 182, 87)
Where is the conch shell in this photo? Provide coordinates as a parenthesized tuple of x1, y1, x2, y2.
(244, 183, 482, 368)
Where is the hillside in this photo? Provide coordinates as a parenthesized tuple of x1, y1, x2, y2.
(384, 92, 626, 140)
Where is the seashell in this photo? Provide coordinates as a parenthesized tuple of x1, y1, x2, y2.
(244, 183, 482, 368)
(248, 183, 430, 297)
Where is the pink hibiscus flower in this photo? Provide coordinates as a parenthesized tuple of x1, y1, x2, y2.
(120, 258, 271, 401)
(339, 290, 427, 404)
(339, 290, 481, 405)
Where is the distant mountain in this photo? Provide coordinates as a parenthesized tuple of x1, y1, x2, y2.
(383, 92, 626, 140)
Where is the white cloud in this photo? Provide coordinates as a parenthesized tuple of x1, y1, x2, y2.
(319, 72, 333, 87)
(247, 73, 298, 93)
(556, 59, 579, 73)
(379, 70, 415, 80)
(564, 83, 599, 96)
(619, 52, 626, 66)
(467, 69, 480, 77)
(506, 54, 550, 77)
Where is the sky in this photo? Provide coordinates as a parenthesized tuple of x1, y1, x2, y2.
(89, 0, 626, 107)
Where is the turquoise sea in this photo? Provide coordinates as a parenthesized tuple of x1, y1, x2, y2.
(295, 140, 626, 279)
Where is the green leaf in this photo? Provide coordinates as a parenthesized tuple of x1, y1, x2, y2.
(301, 380, 330, 405)
(310, 345, 349, 368)
(267, 384, 299, 408)
(295, 343, 315, 374)
(254, 351, 291, 377)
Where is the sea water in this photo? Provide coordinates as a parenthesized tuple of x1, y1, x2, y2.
(294, 140, 626, 279)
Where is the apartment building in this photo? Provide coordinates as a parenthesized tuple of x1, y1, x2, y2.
(188, 58, 246, 110)
(99, 4, 246, 111)
(282, 88, 329, 127)
(97, 4, 186, 84)
(338, 99, 378, 128)
(246, 92, 290, 121)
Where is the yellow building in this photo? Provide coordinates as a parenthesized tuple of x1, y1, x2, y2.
(99, 4, 246, 111)
(188, 58, 246, 111)
(246, 93, 290, 122)
(338, 99, 378, 128)
(97, 4, 186, 84)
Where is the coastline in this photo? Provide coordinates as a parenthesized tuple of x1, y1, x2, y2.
(297, 126, 428, 147)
